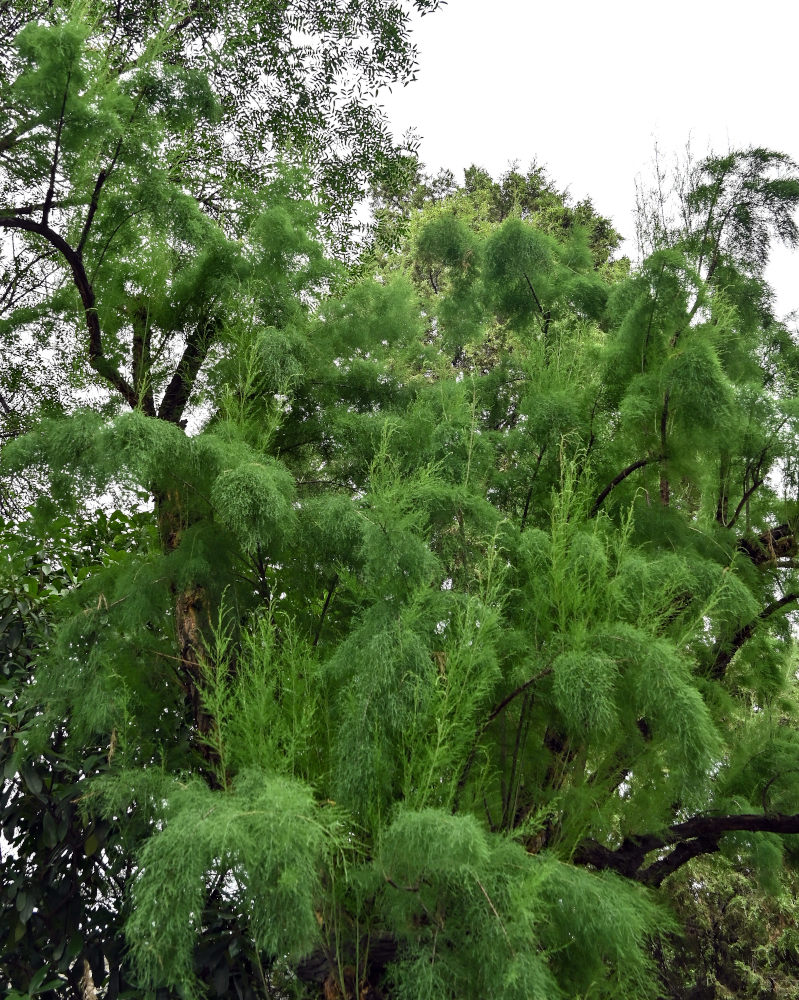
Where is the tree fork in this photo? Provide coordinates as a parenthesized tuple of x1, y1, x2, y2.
(574, 811, 799, 886)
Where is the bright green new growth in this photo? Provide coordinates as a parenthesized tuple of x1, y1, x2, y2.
(98, 768, 340, 998)
(4, 6, 799, 997)
(211, 460, 296, 553)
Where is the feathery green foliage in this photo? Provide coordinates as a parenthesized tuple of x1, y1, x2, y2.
(3, 8, 799, 996)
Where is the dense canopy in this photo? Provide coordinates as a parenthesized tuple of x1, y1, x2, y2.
(3, 4, 799, 999)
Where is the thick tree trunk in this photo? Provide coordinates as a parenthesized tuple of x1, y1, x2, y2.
(174, 584, 214, 738)
(155, 490, 219, 771)
(659, 389, 670, 507)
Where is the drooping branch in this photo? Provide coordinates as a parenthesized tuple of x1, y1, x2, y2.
(588, 454, 662, 518)
(575, 811, 799, 887)
(0, 215, 138, 407)
(708, 590, 799, 680)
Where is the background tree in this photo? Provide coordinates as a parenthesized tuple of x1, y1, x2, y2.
(656, 857, 799, 999)
(368, 159, 623, 276)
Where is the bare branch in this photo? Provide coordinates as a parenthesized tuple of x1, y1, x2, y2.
(0, 215, 137, 407)
(589, 454, 662, 518)
(575, 811, 799, 887)
(708, 590, 799, 680)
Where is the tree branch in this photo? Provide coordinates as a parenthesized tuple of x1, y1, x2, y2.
(77, 123, 128, 253)
(313, 573, 338, 647)
(157, 318, 216, 424)
(522, 269, 551, 337)
(520, 443, 546, 532)
(708, 590, 799, 680)
(1, 201, 74, 216)
(454, 667, 553, 808)
(738, 523, 797, 566)
(42, 73, 71, 226)
(109, 0, 204, 75)
(0, 114, 45, 155)
(0, 215, 137, 407)
(131, 300, 156, 416)
(659, 388, 670, 506)
(641, 259, 665, 370)
(588, 454, 662, 518)
(575, 811, 799, 887)
(726, 475, 765, 530)
(0, 248, 53, 313)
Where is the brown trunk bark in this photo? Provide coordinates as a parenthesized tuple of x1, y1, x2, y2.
(659, 389, 670, 506)
(155, 490, 220, 774)
(175, 584, 214, 738)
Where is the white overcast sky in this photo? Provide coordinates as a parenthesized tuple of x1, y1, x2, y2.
(381, 0, 798, 316)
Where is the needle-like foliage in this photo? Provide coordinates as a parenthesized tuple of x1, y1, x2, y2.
(4, 8, 799, 999)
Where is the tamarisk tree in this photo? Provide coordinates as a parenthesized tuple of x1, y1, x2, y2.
(4, 7, 799, 996)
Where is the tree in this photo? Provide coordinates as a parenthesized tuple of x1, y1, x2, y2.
(0, 1, 440, 995)
(0, 0, 442, 492)
(367, 159, 624, 277)
(4, 11, 799, 995)
(0, 0, 442, 753)
(656, 856, 799, 999)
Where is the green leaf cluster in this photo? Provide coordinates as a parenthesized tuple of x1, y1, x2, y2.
(4, 15, 799, 994)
